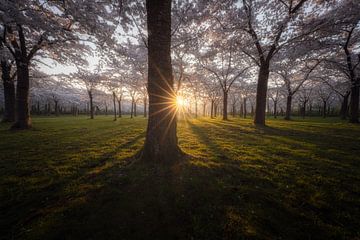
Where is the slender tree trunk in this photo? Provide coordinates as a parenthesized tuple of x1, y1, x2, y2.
(1, 61, 15, 122)
(240, 102, 243, 117)
(340, 93, 350, 119)
(134, 102, 137, 117)
(88, 90, 94, 119)
(254, 63, 270, 125)
(232, 104, 236, 117)
(142, 0, 180, 161)
(302, 101, 307, 119)
(130, 99, 134, 118)
(273, 100, 277, 119)
(349, 79, 359, 123)
(12, 60, 31, 129)
(243, 98, 247, 119)
(195, 100, 198, 118)
(143, 97, 147, 117)
(323, 100, 327, 118)
(54, 100, 59, 116)
(223, 90, 228, 120)
(210, 100, 214, 118)
(203, 103, 206, 117)
(285, 94, 292, 120)
(113, 92, 117, 121)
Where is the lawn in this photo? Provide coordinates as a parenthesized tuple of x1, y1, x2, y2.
(0, 116, 360, 240)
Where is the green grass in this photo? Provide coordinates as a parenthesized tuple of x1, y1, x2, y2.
(1, 116, 360, 239)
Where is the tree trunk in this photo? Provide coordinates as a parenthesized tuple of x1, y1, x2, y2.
(285, 94, 292, 120)
(12, 60, 31, 129)
(210, 100, 214, 118)
(143, 97, 147, 117)
(134, 102, 137, 117)
(130, 99, 134, 118)
(203, 103, 206, 117)
(349, 79, 359, 123)
(273, 100, 277, 119)
(340, 93, 350, 119)
(142, 0, 180, 161)
(232, 104, 235, 117)
(113, 92, 117, 121)
(54, 100, 59, 116)
(1, 61, 15, 122)
(254, 63, 270, 125)
(243, 98, 247, 119)
(88, 90, 94, 119)
(323, 100, 327, 118)
(223, 90, 228, 120)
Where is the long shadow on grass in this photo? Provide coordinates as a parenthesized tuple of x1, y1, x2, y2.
(2, 132, 146, 240)
(184, 120, 334, 240)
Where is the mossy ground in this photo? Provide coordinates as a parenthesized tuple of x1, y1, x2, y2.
(1, 116, 359, 239)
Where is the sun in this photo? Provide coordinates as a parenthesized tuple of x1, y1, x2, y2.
(176, 95, 185, 108)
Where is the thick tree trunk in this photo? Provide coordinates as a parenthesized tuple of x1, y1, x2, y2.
(340, 93, 350, 119)
(142, 0, 179, 161)
(12, 60, 31, 129)
(223, 90, 228, 120)
(349, 80, 359, 123)
(134, 102, 137, 117)
(285, 94, 292, 120)
(254, 63, 270, 125)
(143, 97, 147, 117)
(1, 61, 15, 122)
(113, 92, 117, 121)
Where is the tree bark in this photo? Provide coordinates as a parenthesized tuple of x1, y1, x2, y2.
(54, 100, 59, 116)
(210, 100, 214, 118)
(88, 90, 94, 119)
(254, 63, 270, 125)
(1, 61, 15, 122)
(12, 60, 31, 129)
(273, 100, 277, 119)
(113, 92, 117, 121)
(130, 99, 134, 118)
(203, 103, 206, 117)
(142, 0, 180, 162)
(222, 90, 228, 120)
(285, 94, 292, 120)
(323, 100, 327, 118)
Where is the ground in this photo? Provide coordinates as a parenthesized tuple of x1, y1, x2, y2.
(0, 116, 359, 240)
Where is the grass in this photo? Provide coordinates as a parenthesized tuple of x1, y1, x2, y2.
(0, 115, 360, 239)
